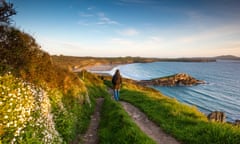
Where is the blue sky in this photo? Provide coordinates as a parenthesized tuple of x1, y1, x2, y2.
(11, 0, 240, 58)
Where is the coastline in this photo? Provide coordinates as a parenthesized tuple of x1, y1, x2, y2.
(83, 62, 239, 124)
(73, 64, 122, 76)
(85, 64, 119, 71)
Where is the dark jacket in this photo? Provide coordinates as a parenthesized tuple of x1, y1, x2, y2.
(112, 70, 122, 89)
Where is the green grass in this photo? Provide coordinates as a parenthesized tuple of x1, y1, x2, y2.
(120, 83, 240, 144)
(81, 77, 155, 144)
(99, 95, 156, 144)
(47, 88, 94, 143)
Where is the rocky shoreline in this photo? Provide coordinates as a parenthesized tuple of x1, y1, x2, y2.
(138, 73, 205, 86)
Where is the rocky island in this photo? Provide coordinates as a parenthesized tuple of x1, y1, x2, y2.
(138, 73, 205, 86)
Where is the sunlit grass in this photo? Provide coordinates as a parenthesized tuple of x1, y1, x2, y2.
(120, 82, 240, 144)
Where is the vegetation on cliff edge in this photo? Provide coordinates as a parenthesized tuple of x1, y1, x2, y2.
(120, 82, 240, 144)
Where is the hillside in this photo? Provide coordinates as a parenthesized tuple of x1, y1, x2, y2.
(215, 55, 240, 60)
(0, 25, 94, 143)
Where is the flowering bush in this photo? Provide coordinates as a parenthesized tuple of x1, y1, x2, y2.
(0, 73, 62, 143)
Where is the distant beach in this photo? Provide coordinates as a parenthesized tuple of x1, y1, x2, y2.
(85, 64, 119, 71)
(74, 64, 121, 76)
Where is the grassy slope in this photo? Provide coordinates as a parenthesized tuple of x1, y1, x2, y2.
(120, 82, 240, 144)
(0, 27, 95, 143)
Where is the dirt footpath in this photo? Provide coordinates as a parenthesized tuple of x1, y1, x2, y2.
(71, 98, 104, 144)
(82, 98, 104, 144)
(73, 91, 180, 144)
(120, 101, 180, 144)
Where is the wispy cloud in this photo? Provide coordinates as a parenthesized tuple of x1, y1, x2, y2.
(79, 12, 93, 17)
(77, 12, 120, 26)
(110, 38, 135, 46)
(97, 12, 119, 25)
(87, 6, 95, 10)
(118, 0, 154, 4)
(119, 0, 147, 3)
(178, 23, 240, 44)
(116, 0, 158, 5)
(77, 20, 90, 26)
(118, 28, 139, 36)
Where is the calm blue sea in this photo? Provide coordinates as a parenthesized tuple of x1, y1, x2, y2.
(114, 61, 240, 122)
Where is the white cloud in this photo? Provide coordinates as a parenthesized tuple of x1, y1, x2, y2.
(97, 12, 119, 25)
(77, 20, 90, 26)
(109, 38, 135, 46)
(118, 0, 156, 4)
(178, 23, 240, 44)
(149, 36, 164, 43)
(118, 28, 139, 36)
(79, 12, 93, 17)
(87, 6, 95, 10)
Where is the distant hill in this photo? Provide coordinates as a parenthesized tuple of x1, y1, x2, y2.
(51, 55, 240, 71)
(52, 55, 161, 70)
(214, 55, 240, 60)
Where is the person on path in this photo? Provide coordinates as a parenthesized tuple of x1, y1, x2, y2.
(112, 69, 122, 101)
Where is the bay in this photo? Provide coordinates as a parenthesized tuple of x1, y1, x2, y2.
(115, 61, 240, 122)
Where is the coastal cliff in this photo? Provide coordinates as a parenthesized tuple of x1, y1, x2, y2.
(139, 73, 205, 86)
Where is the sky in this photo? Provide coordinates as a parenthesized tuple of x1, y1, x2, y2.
(10, 0, 240, 58)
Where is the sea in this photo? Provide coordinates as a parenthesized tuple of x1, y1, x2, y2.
(111, 60, 240, 122)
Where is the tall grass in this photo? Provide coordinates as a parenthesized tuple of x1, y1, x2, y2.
(120, 83, 240, 144)
(49, 89, 94, 143)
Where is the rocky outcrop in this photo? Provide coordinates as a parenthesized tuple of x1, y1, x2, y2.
(207, 111, 226, 123)
(139, 73, 205, 86)
(234, 120, 240, 126)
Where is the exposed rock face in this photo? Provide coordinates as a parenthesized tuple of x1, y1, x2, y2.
(207, 111, 226, 123)
(234, 120, 240, 126)
(139, 73, 205, 86)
